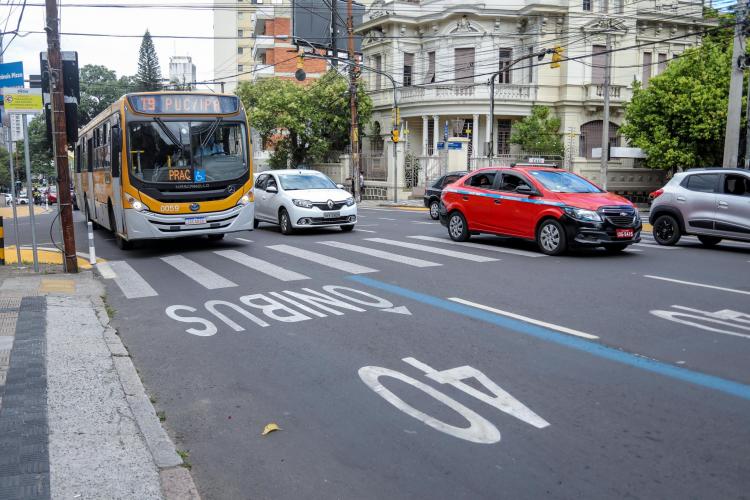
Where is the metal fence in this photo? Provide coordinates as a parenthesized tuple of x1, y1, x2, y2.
(361, 155, 387, 181)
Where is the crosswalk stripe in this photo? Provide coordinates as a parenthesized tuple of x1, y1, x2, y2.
(235, 238, 253, 243)
(408, 235, 544, 258)
(318, 241, 441, 268)
(267, 244, 377, 274)
(365, 238, 498, 262)
(215, 250, 310, 281)
(96, 262, 117, 279)
(108, 261, 158, 299)
(160, 255, 238, 289)
(634, 243, 680, 250)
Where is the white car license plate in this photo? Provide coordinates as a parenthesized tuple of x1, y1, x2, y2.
(323, 211, 341, 219)
(185, 217, 207, 225)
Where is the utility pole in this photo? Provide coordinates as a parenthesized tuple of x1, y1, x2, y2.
(347, 0, 360, 202)
(331, 0, 338, 68)
(600, 2, 612, 191)
(45, 0, 78, 272)
(726, 0, 746, 168)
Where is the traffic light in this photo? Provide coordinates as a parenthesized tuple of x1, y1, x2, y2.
(391, 129, 399, 143)
(550, 46, 563, 69)
(295, 49, 306, 82)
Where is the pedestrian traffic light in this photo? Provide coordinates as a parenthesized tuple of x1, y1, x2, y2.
(391, 129, 399, 143)
(550, 46, 563, 69)
(295, 49, 306, 82)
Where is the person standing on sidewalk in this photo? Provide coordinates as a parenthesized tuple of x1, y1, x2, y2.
(358, 170, 365, 203)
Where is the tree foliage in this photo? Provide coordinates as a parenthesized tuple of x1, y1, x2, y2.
(0, 116, 56, 190)
(621, 21, 736, 170)
(79, 64, 135, 125)
(510, 105, 564, 156)
(236, 71, 372, 168)
(135, 30, 162, 92)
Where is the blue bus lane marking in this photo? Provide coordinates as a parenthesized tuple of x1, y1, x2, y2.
(348, 275, 750, 402)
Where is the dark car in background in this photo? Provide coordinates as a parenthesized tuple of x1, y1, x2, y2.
(424, 171, 467, 220)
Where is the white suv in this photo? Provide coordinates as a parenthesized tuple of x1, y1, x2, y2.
(649, 168, 750, 246)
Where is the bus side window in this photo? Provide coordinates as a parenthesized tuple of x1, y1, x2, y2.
(75, 145, 82, 173)
(87, 138, 94, 172)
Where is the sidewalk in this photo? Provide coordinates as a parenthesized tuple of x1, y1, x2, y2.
(359, 199, 428, 210)
(0, 266, 199, 499)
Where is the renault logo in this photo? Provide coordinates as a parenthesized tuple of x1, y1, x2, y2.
(190, 203, 200, 212)
(327, 200, 334, 209)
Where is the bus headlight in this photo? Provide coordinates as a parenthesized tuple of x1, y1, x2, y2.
(126, 195, 149, 212)
(238, 191, 253, 206)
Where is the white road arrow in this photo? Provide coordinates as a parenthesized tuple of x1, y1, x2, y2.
(382, 306, 412, 316)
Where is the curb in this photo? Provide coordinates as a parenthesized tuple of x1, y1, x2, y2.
(92, 295, 201, 500)
(375, 204, 428, 211)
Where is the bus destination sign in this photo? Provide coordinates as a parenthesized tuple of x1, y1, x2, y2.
(128, 94, 239, 115)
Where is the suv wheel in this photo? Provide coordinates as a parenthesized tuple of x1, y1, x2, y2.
(447, 211, 470, 241)
(697, 235, 722, 247)
(537, 219, 567, 256)
(653, 214, 681, 246)
(429, 200, 440, 220)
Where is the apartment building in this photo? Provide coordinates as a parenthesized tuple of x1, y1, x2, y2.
(356, 0, 712, 195)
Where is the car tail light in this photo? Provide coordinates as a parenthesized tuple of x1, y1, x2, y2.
(649, 188, 664, 200)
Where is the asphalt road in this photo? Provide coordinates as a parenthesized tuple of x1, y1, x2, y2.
(8, 205, 750, 499)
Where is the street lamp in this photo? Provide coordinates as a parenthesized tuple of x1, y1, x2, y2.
(488, 48, 552, 159)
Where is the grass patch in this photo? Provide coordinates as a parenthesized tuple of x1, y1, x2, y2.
(177, 449, 191, 469)
(156, 411, 166, 422)
(101, 295, 116, 319)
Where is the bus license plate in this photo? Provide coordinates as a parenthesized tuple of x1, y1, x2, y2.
(185, 217, 207, 225)
(324, 211, 341, 219)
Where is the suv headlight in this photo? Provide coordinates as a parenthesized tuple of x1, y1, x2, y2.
(345, 197, 355, 206)
(126, 194, 149, 212)
(564, 207, 602, 222)
(293, 199, 314, 209)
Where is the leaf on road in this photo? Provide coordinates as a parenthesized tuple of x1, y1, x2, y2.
(262, 422, 281, 436)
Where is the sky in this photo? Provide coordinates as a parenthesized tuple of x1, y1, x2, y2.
(0, 1, 215, 86)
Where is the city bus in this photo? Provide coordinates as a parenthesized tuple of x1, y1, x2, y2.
(74, 92, 255, 249)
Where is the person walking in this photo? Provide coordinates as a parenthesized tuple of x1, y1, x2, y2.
(358, 170, 365, 203)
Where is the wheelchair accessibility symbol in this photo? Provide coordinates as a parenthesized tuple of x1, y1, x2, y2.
(194, 169, 206, 182)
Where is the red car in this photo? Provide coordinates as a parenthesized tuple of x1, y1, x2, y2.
(439, 166, 642, 255)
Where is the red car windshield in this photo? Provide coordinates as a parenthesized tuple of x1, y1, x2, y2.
(528, 170, 602, 193)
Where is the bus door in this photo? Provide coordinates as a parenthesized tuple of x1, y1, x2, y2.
(110, 116, 124, 235)
(86, 136, 96, 221)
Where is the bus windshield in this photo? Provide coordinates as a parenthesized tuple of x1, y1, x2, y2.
(128, 120, 247, 183)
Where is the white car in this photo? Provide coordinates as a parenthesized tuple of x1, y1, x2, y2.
(253, 169, 357, 234)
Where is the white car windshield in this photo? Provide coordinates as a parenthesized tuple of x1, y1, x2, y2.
(278, 174, 336, 191)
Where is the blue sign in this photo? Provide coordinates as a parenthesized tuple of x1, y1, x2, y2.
(194, 169, 206, 182)
(443, 122, 449, 141)
(437, 142, 445, 150)
(448, 142, 462, 150)
(0, 62, 24, 88)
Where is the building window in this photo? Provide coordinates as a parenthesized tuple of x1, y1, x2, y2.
(527, 47, 534, 83)
(583, 0, 591, 11)
(454, 48, 475, 85)
(238, 47, 244, 54)
(592, 45, 606, 84)
(403, 53, 414, 87)
(498, 49, 512, 84)
(497, 120, 511, 155)
(374, 55, 382, 90)
(424, 51, 435, 84)
(370, 122, 384, 155)
(238, 64, 244, 72)
(658, 53, 668, 73)
(238, 29, 243, 38)
(642, 52, 652, 87)
(427, 119, 435, 155)
(614, 0, 623, 13)
(579, 120, 620, 159)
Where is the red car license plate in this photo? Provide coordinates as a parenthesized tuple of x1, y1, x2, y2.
(616, 228, 634, 239)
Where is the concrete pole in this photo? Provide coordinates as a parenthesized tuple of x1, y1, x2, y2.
(422, 115, 429, 156)
(432, 115, 440, 156)
(723, 0, 744, 168)
(22, 115, 39, 272)
(600, 25, 612, 190)
(6, 130, 22, 267)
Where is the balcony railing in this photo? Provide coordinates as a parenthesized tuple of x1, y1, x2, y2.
(584, 84, 629, 102)
(369, 84, 538, 108)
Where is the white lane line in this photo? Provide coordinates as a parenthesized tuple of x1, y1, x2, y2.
(318, 241, 442, 268)
(96, 261, 117, 279)
(108, 261, 158, 299)
(161, 255, 238, 289)
(644, 275, 750, 296)
(215, 250, 310, 281)
(379, 217, 397, 221)
(634, 243, 680, 250)
(366, 238, 498, 262)
(356, 224, 379, 227)
(235, 237, 254, 243)
(356, 229, 377, 233)
(411, 221, 436, 225)
(625, 248, 644, 253)
(267, 244, 377, 274)
(408, 235, 544, 258)
(449, 297, 600, 340)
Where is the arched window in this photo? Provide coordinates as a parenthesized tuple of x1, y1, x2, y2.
(579, 120, 620, 159)
(370, 121, 384, 156)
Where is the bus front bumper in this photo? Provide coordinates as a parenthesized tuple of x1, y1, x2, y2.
(123, 203, 255, 240)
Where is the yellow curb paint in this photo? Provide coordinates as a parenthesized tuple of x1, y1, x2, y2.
(40, 279, 76, 294)
(642, 223, 653, 232)
(0, 206, 54, 219)
(3, 246, 94, 270)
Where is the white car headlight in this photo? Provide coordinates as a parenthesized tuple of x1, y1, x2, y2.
(563, 207, 602, 222)
(345, 197, 355, 207)
(293, 199, 314, 209)
(126, 195, 149, 212)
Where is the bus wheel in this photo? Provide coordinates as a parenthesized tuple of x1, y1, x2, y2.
(85, 197, 98, 229)
(110, 205, 132, 250)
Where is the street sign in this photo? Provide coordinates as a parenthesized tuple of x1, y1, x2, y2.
(3, 88, 43, 114)
(448, 142, 462, 150)
(0, 62, 24, 88)
(437, 142, 445, 150)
